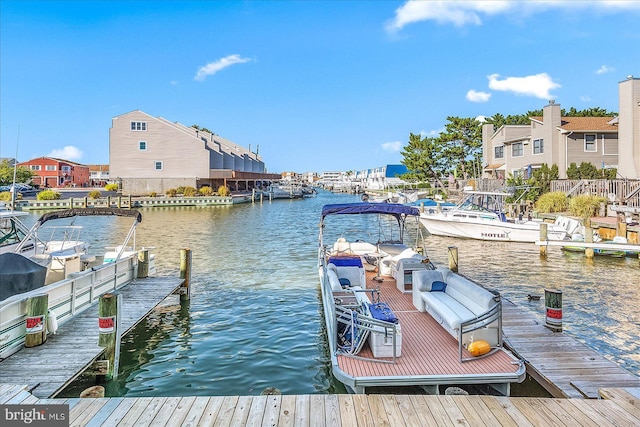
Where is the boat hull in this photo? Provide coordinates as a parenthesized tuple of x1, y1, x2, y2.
(419, 214, 567, 243)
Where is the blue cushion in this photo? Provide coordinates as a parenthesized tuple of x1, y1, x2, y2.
(339, 278, 351, 287)
(431, 280, 447, 292)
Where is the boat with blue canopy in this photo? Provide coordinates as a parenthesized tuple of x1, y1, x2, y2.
(318, 202, 525, 394)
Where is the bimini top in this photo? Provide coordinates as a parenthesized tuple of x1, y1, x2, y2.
(321, 202, 420, 220)
(36, 208, 142, 226)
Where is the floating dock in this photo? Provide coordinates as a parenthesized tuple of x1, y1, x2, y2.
(0, 276, 183, 398)
(2, 384, 640, 426)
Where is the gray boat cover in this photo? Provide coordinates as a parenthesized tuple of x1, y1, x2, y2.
(0, 253, 48, 301)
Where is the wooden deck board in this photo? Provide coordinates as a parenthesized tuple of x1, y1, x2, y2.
(501, 298, 640, 398)
(3, 384, 640, 426)
(0, 276, 183, 398)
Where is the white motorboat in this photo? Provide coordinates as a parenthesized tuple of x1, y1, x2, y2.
(264, 182, 303, 199)
(318, 202, 525, 394)
(418, 191, 569, 243)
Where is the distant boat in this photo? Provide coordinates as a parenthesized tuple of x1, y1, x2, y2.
(418, 191, 569, 243)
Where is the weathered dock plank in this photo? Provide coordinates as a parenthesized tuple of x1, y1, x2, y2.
(501, 298, 640, 398)
(3, 385, 640, 426)
(0, 276, 183, 398)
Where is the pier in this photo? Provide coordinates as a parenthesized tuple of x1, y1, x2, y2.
(2, 384, 640, 426)
(502, 298, 640, 398)
(0, 276, 183, 398)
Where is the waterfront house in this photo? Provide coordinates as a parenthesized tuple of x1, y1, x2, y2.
(109, 110, 280, 195)
(17, 157, 90, 188)
(482, 76, 640, 180)
(87, 164, 109, 187)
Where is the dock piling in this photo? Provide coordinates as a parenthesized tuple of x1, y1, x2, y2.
(137, 249, 149, 278)
(180, 248, 192, 301)
(98, 292, 122, 379)
(540, 223, 548, 257)
(545, 289, 563, 332)
(447, 246, 459, 272)
(25, 294, 48, 348)
(585, 219, 594, 259)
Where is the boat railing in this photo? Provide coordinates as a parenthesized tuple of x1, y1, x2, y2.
(0, 254, 138, 360)
(459, 293, 502, 363)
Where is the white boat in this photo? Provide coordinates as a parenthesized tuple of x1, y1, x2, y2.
(419, 191, 568, 243)
(0, 208, 154, 359)
(318, 202, 525, 394)
(264, 182, 303, 199)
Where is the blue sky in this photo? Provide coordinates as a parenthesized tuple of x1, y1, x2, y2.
(1, 1, 639, 173)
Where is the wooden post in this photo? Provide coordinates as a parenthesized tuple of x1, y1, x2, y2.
(544, 289, 562, 332)
(117, 196, 122, 208)
(137, 249, 149, 278)
(83, 197, 88, 208)
(539, 222, 548, 257)
(98, 292, 122, 380)
(420, 201, 425, 213)
(618, 216, 627, 238)
(180, 248, 192, 301)
(584, 218, 594, 259)
(107, 196, 111, 207)
(25, 294, 48, 347)
(128, 194, 132, 208)
(69, 197, 74, 208)
(447, 246, 459, 272)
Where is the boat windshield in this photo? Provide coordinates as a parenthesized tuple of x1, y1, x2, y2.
(458, 192, 506, 214)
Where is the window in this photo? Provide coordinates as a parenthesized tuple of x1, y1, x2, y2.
(494, 146, 504, 159)
(533, 139, 544, 154)
(61, 166, 71, 172)
(154, 161, 163, 170)
(585, 134, 597, 152)
(30, 165, 41, 171)
(130, 121, 147, 131)
(45, 165, 57, 171)
(139, 141, 147, 151)
(511, 142, 523, 157)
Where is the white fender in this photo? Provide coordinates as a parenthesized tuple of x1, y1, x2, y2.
(47, 309, 59, 334)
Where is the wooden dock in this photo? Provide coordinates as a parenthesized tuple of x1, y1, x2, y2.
(0, 276, 183, 398)
(2, 384, 640, 426)
(501, 298, 640, 398)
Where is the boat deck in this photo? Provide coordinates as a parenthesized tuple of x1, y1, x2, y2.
(332, 271, 524, 393)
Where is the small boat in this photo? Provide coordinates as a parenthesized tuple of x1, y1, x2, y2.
(264, 182, 304, 199)
(318, 202, 525, 394)
(0, 207, 154, 359)
(419, 191, 568, 242)
(562, 235, 638, 258)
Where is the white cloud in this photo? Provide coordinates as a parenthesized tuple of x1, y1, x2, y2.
(386, 0, 639, 32)
(596, 65, 615, 75)
(466, 89, 491, 102)
(382, 141, 403, 152)
(475, 115, 487, 123)
(194, 54, 252, 82)
(487, 73, 560, 99)
(47, 146, 83, 161)
(580, 95, 591, 102)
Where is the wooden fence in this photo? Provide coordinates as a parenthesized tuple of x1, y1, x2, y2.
(551, 179, 640, 207)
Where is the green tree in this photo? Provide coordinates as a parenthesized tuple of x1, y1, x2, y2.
(0, 159, 34, 186)
(400, 133, 448, 192)
(578, 162, 600, 179)
(439, 116, 483, 179)
(566, 163, 580, 179)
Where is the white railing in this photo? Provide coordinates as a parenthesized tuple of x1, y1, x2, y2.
(0, 255, 137, 360)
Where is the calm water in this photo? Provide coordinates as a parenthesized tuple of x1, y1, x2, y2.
(23, 191, 638, 397)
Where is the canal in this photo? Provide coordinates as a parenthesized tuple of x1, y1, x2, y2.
(21, 190, 637, 397)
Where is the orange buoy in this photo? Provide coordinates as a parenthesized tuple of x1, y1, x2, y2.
(467, 340, 491, 357)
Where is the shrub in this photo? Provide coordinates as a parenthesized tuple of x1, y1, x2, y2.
(217, 186, 230, 197)
(88, 190, 102, 199)
(176, 186, 186, 194)
(199, 186, 213, 196)
(149, 191, 157, 197)
(535, 191, 568, 213)
(105, 183, 119, 191)
(37, 189, 61, 200)
(569, 194, 607, 219)
(166, 188, 177, 198)
(183, 186, 197, 197)
(0, 191, 11, 201)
